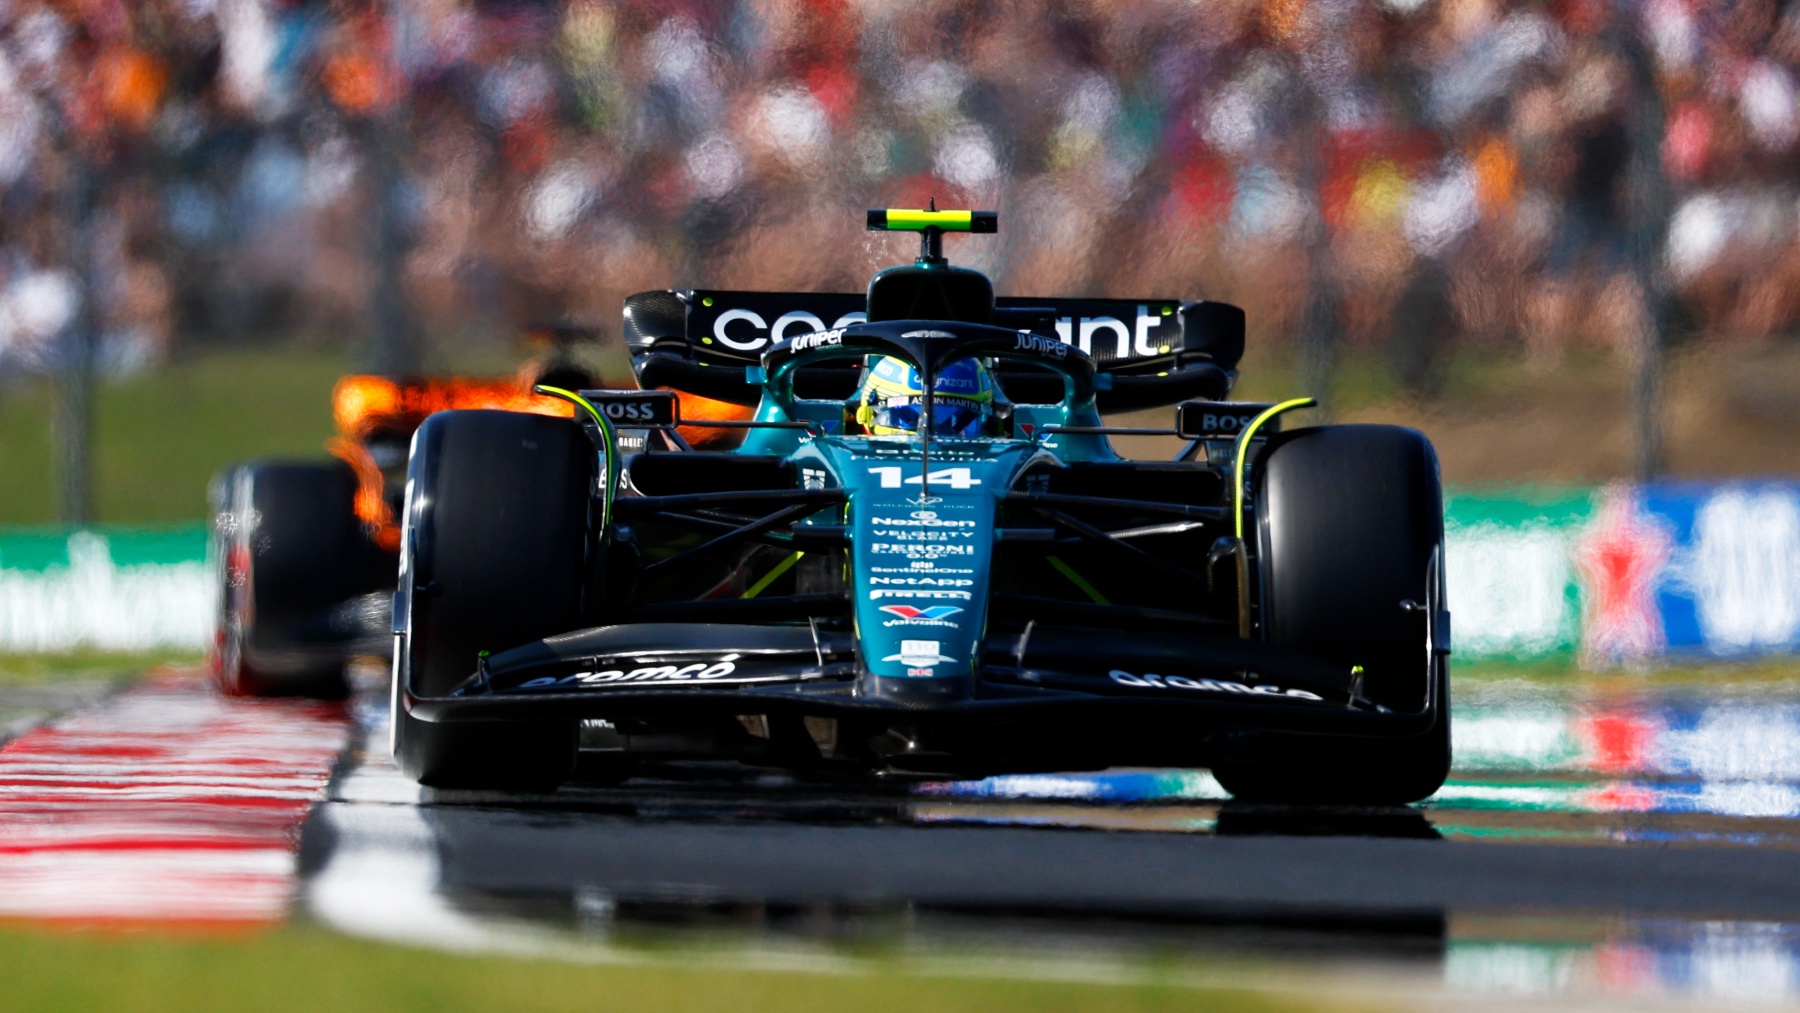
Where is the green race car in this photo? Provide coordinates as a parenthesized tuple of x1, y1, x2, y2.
(392, 208, 1452, 804)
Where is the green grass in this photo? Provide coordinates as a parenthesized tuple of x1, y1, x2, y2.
(0, 924, 1324, 1013)
(0, 650, 199, 687)
(1453, 654, 1800, 695)
(0, 347, 349, 525)
(0, 341, 633, 526)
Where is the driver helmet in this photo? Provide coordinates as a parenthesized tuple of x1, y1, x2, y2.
(856, 356, 998, 437)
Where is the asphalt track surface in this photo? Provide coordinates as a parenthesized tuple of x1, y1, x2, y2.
(291, 673, 1800, 1004)
(11, 669, 1800, 1003)
(314, 754, 1800, 922)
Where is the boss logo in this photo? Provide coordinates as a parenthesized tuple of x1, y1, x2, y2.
(602, 401, 659, 421)
(1201, 413, 1255, 432)
(586, 391, 678, 428)
(1176, 401, 1279, 439)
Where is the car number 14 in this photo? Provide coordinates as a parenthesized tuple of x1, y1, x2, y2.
(867, 466, 982, 490)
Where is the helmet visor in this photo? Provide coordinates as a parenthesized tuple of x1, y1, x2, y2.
(874, 398, 991, 437)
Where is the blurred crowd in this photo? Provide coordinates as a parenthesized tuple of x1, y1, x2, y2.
(1, 0, 1798, 384)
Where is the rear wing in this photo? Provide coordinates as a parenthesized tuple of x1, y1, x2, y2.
(624, 290, 1245, 373)
(623, 289, 1242, 410)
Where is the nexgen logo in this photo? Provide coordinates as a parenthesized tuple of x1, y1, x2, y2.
(870, 516, 978, 528)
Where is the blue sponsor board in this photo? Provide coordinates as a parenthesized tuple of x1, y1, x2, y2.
(1445, 482, 1800, 663)
(1580, 482, 1800, 661)
(1638, 482, 1800, 657)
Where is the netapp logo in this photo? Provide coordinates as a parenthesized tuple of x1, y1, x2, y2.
(712, 308, 868, 352)
(1107, 670, 1322, 701)
(870, 577, 973, 587)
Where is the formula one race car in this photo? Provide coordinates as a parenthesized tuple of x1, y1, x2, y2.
(207, 330, 602, 698)
(394, 209, 1452, 804)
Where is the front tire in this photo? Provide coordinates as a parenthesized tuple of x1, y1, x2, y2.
(393, 410, 591, 790)
(1210, 424, 1451, 805)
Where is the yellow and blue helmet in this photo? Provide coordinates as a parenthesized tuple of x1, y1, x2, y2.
(856, 356, 998, 437)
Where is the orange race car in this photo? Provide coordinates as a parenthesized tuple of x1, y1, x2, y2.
(208, 329, 746, 697)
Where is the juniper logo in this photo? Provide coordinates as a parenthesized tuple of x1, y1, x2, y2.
(787, 328, 846, 352)
(1013, 332, 1068, 359)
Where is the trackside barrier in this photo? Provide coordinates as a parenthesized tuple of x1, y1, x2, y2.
(1447, 482, 1800, 663)
(1, 480, 1796, 661)
(0, 526, 210, 652)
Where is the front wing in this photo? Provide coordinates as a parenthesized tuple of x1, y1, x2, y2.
(405, 622, 1442, 740)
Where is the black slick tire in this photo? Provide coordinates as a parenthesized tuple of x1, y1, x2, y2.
(393, 410, 589, 790)
(210, 462, 361, 699)
(1210, 424, 1452, 806)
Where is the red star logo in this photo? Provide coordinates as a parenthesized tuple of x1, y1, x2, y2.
(1575, 485, 1671, 666)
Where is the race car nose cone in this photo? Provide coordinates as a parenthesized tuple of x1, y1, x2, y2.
(862, 670, 975, 706)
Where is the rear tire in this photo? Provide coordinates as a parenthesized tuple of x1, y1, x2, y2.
(210, 462, 362, 699)
(393, 410, 590, 790)
(1210, 425, 1451, 805)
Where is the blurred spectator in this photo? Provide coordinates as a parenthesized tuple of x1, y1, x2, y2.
(0, 0, 1794, 380)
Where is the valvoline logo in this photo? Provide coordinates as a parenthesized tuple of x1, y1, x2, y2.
(878, 605, 963, 621)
